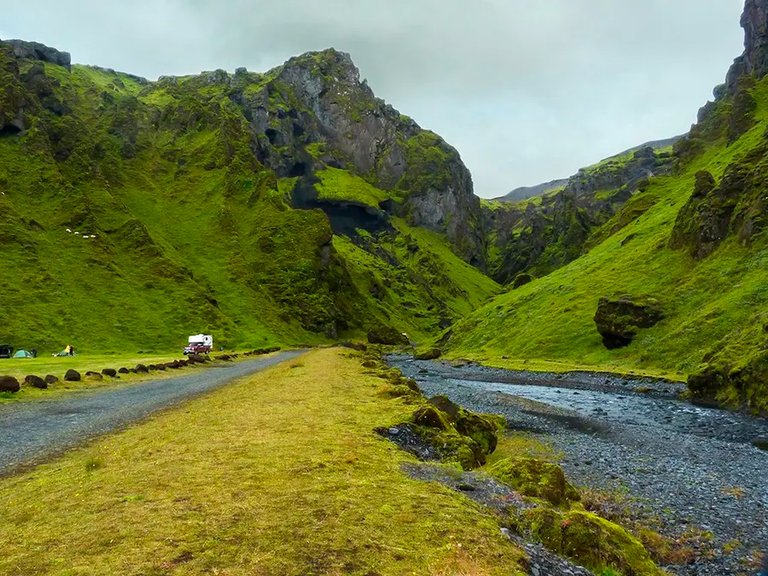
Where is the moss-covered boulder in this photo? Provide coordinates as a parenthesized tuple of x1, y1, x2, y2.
(510, 508, 663, 575)
(0, 375, 21, 393)
(687, 365, 728, 399)
(594, 295, 664, 349)
(367, 326, 409, 346)
(429, 395, 503, 454)
(414, 347, 442, 360)
(407, 396, 503, 469)
(24, 375, 47, 389)
(489, 457, 580, 506)
(64, 369, 81, 382)
(413, 405, 451, 430)
(690, 351, 768, 414)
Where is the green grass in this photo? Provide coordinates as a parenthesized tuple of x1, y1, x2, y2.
(0, 352, 211, 403)
(315, 166, 389, 208)
(331, 219, 500, 341)
(0, 348, 526, 575)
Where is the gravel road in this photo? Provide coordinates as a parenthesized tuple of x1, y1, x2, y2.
(389, 356, 768, 576)
(0, 350, 306, 476)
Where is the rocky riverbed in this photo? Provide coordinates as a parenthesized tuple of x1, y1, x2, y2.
(388, 356, 768, 576)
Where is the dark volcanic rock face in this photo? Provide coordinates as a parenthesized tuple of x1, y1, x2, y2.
(727, 0, 768, 90)
(0, 39, 71, 70)
(231, 49, 487, 268)
(276, 51, 415, 182)
(594, 296, 664, 349)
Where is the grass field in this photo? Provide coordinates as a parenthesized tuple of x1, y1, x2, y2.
(0, 352, 211, 403)
(0, 348, 526, 575)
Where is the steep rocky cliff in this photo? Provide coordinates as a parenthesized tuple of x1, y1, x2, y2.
(224, 49, 486, 268)
(726, 0, 768, 90)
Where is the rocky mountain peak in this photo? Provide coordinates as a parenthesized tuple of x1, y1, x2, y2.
(281, 48, 361, 86)
(0, 39, 71, 70)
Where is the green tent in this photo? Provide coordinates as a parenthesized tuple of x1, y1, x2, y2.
(12, 349, 35, 359)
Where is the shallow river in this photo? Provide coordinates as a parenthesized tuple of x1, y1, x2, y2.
(389, 356, 768, 576)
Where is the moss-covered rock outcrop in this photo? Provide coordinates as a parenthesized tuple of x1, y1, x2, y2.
(406, 395, 503, 469)
(488, 458, 580, 507)
(507, 508, 663, 576)
(594, 295, 664, 349)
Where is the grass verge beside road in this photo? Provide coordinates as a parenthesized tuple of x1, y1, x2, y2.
(0, 350, 281, 403)
(0, 348, 526, 575)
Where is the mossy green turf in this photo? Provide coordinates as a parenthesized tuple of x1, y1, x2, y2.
(449, 75, 768, 409)
(315, 166, 389, 208)
(0, 53, 498, 354)
(0, 348, 527, 575)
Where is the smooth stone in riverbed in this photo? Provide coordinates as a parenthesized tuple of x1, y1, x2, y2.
(753, 436, 768, 451)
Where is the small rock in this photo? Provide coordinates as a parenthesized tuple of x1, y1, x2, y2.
(24, 375, 47, 389)
(0, 375, 21, 392)
(752, 436, 768, 451)
(64, 369, 81, 382)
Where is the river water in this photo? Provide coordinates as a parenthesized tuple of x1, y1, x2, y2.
(389, 356, 768, 576)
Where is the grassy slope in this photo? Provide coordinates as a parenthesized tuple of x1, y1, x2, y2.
(315, 166, 389, 208)
(333, 219, 499, 340)
(0, 348, 525, 575)
(0, 57, 497, 354)
(448, 76, 768, 386)
(0, 62, 284, 353)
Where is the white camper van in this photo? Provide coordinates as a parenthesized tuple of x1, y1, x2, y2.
(184, 334, 213, 355)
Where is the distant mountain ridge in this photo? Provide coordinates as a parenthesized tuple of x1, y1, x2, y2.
(493, 178, 568, 203)
(496, 135, 683, 205)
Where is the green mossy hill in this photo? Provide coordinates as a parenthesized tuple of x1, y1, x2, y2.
(484, 145, 674, 284)
(447, 67, 768, 413)
(0, 42, 498, 352)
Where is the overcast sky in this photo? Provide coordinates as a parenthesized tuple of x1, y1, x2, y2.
(1, 1, 746, 197)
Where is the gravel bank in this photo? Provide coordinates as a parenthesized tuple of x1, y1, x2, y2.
(0, 350, 306, 476)
(389, 355, 768, 576)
